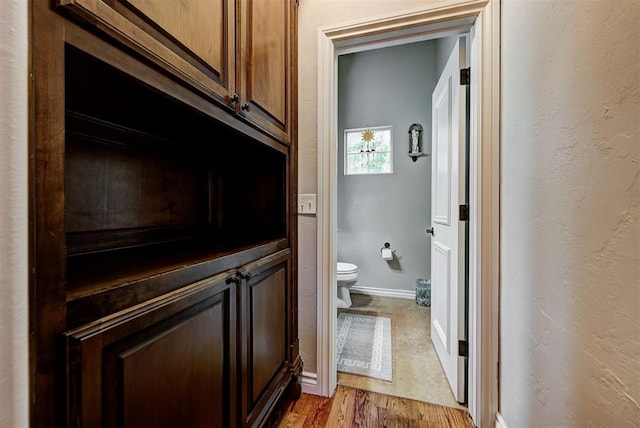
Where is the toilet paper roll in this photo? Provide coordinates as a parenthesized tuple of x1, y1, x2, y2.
(381, 248, 393, 260)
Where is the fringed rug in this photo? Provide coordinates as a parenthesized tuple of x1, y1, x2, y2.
(336, 313, 392, 382)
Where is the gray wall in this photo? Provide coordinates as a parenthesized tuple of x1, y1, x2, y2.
(435, 36, 458, 76)
(337, 41, 437, 293)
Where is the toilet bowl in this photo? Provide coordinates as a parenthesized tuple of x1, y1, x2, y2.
(337, 262, 358, 308)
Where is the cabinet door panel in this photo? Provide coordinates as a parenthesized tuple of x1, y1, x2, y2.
(239, 250, 297, 426)
(66, 275, 235, 427)
(57, 0, 235, 101)
(114, 302, 225, 427)
(239, 0, 293, 143)
(250, 268, 286, 401)
(127, 0, 225, 74)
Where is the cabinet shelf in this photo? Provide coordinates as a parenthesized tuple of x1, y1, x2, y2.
(66, 237, 288, 326)
(64, 46, 288, 326)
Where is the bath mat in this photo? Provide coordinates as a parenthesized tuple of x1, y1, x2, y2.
(336, 313, 392, 382)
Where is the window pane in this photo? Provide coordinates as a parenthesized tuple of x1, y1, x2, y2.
(368, 152, 391, 174)
(346, 133, 366, 154)
(347, 153, 368, 174)
(372, 129, 391, 153)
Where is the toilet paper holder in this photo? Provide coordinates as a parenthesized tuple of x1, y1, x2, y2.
(380, 242, 396, 254)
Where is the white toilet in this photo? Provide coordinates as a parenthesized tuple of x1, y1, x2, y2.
(337, 262, 358, 308)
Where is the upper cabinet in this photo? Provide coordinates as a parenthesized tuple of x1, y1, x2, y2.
(57, 0, 295, 144)
(58, 0, 235, 101)
(236, 0, 294, 144)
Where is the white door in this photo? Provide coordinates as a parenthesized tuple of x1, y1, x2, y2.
(430, 38, 467, 403)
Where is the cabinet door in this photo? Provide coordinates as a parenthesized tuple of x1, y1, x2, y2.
(57, 0, 235, 102)
(237, 0, 295, 144)
(66, 274, 237, 428)
(239, 251, 294, 426)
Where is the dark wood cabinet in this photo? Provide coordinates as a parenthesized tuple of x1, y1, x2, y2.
(29, 1, 299, 426)
(57, 0, 235, 111)
(66, 273, 237, 427)
(55, 0, 295, 144)
(238, 253, 298, 426)
(237, 0, 295, 143)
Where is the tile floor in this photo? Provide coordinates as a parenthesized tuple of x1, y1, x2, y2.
(337, 293, 464, 409)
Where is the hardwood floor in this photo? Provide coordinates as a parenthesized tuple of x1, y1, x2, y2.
(273, 385, 475, 428)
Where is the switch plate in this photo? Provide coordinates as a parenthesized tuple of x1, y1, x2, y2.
(298, 194, 316, 214)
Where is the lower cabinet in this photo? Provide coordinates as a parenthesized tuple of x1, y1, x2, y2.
(241, 259, 289, 426)
(65, 251, 299, 428)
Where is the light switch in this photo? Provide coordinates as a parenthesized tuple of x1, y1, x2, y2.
(298, 194, 316, 214)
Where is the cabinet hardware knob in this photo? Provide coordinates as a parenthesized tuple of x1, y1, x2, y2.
(241, 103, 251, 112)
(227, 271, 251, 284)
(426, 227, 435, 236)
(226, 276, 241, 285)
(225, 93, 239, 105)
(237, 271, 251, 281)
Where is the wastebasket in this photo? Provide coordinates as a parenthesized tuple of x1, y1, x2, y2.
(415, 279, 431, 307)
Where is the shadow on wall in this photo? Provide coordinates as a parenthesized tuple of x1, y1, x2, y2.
(385, 254, 403, 271)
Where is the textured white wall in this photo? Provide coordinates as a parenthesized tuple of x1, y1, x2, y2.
(0, 1, 29, 426)
(297, 0, 439, 375)
(501, 0, 640, 426)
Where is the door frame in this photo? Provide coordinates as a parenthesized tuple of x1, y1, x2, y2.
(314, 1, 500, 426)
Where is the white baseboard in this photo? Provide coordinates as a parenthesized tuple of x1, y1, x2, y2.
(350, 285, 416, 300)
(495, 412, 508, 428)
(300, 371, 321, 395)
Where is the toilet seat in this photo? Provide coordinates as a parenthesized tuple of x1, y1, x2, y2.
(337, 262, 358, 274)
(336, 262, 357, 309)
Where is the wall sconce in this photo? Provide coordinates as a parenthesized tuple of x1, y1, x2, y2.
(408, 123, 427, 162)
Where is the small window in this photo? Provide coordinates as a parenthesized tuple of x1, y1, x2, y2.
(344, 126, 393, 175)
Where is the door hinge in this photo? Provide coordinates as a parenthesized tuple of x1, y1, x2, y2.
(460, 68, 470, 86)
(459, 340, 468, 357)
(459, 204, 469, 221)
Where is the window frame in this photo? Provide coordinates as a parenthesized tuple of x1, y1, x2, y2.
(343, 125, 393, 176)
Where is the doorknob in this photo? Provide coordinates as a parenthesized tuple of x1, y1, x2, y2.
(426, 227, 435, 236)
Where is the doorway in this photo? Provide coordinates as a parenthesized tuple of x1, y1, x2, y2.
(334, 37, 468, 409)
(314, 2, 500, 427)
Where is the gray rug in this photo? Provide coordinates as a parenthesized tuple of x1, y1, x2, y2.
(336, 313, 392, 382)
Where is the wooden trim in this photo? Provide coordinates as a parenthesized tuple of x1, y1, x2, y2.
(300, 371, 321, 396)
(289, 0, 300, 381)
(349, 286, 416, 300)
(319, 0, 487, 41)
(478, 1, 501, 425)
(30, 2, 68, 425)
(315, 1, 500, 427)
(316, 26, 338, 399)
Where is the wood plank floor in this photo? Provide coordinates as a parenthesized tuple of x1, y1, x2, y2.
(273, 385, 475, 428)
